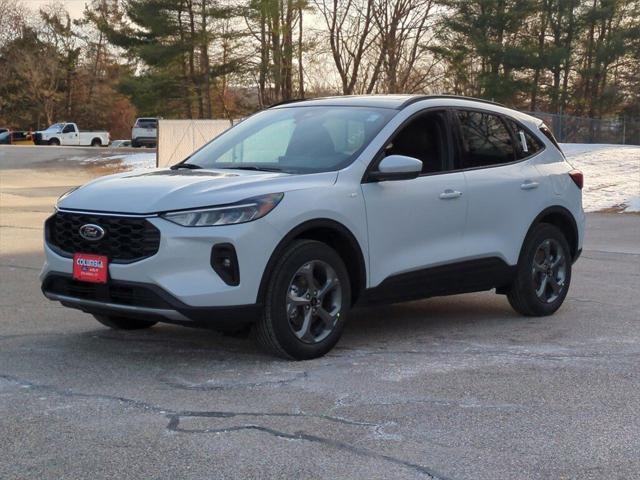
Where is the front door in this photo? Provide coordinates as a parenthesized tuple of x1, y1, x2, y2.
(361, 110, 468, 287)
(61, 124, 79, 145)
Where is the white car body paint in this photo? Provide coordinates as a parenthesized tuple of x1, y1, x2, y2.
(41, 95, 585, 323)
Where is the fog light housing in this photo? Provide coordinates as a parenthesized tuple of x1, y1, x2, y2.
(211, 243, 239, 286)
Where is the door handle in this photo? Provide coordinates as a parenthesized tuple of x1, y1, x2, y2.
(439, 189, 463, 200)
(520, 180, 539, 190)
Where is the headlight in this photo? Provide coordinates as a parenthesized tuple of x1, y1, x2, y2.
(160, 193, 284, 227)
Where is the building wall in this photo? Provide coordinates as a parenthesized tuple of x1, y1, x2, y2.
(157, 119, 233, 167)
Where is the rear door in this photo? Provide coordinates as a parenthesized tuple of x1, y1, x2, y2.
(361, 109, 468, 287)
(453, 109, 547, 266)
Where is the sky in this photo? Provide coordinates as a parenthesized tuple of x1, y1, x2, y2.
(23, 0, 88, 19)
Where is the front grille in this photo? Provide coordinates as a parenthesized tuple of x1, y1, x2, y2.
(43, 275, 172, 309)
(45, 211, 160, 263)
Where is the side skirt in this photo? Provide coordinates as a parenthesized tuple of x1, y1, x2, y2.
(360, 257, 516, 306)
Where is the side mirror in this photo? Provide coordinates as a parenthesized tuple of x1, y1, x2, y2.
(368, 154, 423, 182)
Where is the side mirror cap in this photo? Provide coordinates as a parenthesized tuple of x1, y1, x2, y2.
(368, 154, 423, 182)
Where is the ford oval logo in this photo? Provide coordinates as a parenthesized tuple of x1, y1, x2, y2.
(79, 224, 105, 241)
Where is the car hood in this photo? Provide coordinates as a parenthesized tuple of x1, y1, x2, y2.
(58, 168, 338, 214)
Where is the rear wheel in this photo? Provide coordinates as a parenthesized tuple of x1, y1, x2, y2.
(254, 240, 351, 360)
(91, 138, 101, 147)
(507, 223, 572, 316)
(93, 314, 157, 330)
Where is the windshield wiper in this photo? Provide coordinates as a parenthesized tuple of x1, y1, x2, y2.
(170, 163, 202, 170)
(221, 165, 284, 172)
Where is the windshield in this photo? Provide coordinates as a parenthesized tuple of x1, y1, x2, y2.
(184, 106, 396, 174)
(46, 123, 64, 132)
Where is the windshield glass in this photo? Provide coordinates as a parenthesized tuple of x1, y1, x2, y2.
(46, 123, 64, 132)
(184, 106, 396, 174)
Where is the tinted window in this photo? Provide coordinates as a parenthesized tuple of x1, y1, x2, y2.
(136, 119, 157, 128)
(186, 106, 395, 174)
(456, 111, 515, 168)
(62, 124, 74, 133)
(504, 119, 544, 158)
(384, 111, 449, 174)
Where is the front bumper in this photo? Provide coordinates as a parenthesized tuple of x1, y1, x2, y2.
(41, 211, 284, 323)
(42, 273, 261, 327)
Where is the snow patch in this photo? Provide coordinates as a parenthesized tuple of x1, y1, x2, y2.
(560, 143, 640, 213)
(81, 152, 156, 170)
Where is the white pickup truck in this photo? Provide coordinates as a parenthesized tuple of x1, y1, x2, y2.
(34, 123, 110, 146)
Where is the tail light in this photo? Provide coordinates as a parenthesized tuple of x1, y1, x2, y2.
(569, 170, 583, 190)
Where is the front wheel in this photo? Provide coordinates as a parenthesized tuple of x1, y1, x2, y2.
(507, 223, 572, 316)
(48, 138, 60, 146)
(254, 240, 351, 360)
(93, 314, 157, 330)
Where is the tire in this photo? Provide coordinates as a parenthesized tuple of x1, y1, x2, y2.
(131, 140, 139, 148)
(48, 138, 60, 146)
(93, 314, 157, 330)
(91, 138, 101, 147)
(507, 223, 572, 316)
(254, 240, 351, 360)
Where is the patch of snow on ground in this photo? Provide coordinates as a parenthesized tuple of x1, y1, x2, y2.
(560, 143, 640, 212)
(82, 152, 156, 170)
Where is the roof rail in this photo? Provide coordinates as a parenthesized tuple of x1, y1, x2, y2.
(399, 95, 505, 109)
(267, 98, 307, 109)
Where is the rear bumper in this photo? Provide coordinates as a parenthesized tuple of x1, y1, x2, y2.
(132, 137, 157, 146)
(42, 273, 261, 328)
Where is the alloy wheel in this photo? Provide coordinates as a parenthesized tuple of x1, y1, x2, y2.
(532, 238, 567, 303)
(286, 260, 342, 344)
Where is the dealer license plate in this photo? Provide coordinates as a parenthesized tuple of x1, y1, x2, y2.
(72, 253, 108, 284)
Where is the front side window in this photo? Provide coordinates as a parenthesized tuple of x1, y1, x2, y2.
(456, 111, 515, 168)
(185, 106, 396, 174)
(62, 125, 74, 133)
(383, 110, 449, 174)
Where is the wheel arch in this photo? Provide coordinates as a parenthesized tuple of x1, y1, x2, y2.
(257, 219, 367, 306)
(523, 206, 579, 261)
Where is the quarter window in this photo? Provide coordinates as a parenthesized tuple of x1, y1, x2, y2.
(456, 111, 515, 168)
(504, 119, 544, 159)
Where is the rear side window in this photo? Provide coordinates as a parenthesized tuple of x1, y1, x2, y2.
(456, 110, 515, 168)
(504, 119, 544, 159)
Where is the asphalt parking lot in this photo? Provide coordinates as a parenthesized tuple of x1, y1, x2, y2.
(1, 146, 639, 479)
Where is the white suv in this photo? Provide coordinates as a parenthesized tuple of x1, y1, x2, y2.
(41, 95, 585, 359)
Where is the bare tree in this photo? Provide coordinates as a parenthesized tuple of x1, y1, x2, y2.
(0, 0, 24, 48)
(314, 0, 381, 94)
(373, 0, 439, 93)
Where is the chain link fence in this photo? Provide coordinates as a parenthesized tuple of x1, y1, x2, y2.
(525, 111, 640, 145)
